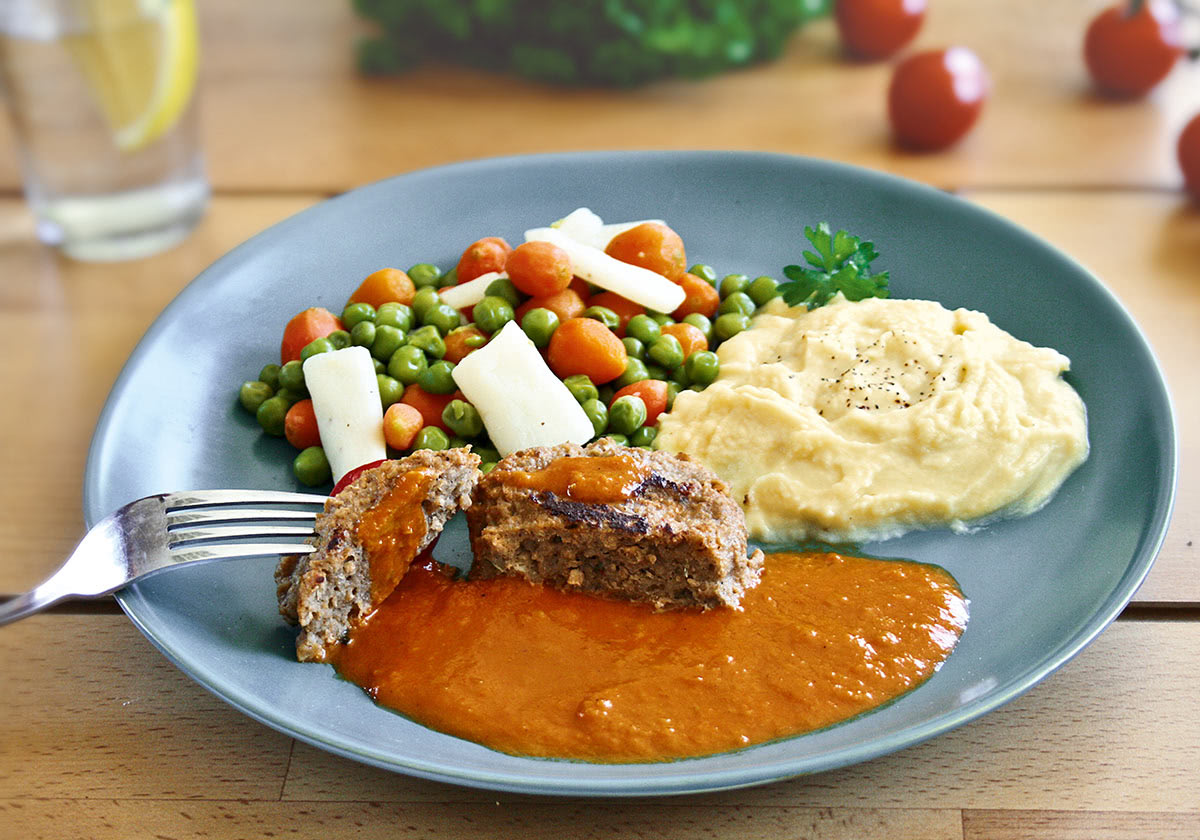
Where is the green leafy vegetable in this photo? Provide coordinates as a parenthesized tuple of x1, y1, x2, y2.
(778, 223, 890, 309)
(353, 0, 832, 87)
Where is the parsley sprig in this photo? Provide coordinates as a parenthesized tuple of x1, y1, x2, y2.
(778, 223, 890, 309)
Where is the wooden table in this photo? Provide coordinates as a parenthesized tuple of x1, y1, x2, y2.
(2, 2, 1197, 837)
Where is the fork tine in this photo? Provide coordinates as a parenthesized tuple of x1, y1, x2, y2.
(168, 525, 316, 547)
(163, 489, 328, 510)
(166, 508, 318, 528)
(167, 543, 316, 565)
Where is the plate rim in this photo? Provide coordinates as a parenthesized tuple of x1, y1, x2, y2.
(87, 149, 1178, 796)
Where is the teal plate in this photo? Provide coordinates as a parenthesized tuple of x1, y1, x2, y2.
(84, 152, 1176, 796)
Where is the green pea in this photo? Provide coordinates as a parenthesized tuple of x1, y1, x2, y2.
(274, 387, 302, 406)
(520, 307, 559, 348)
(293, 446, 331, 487)
(625, 314, 661, 346)
(447, 435, 470, 449)
(376, 302, 414, 332)
(563, 374, 599, 404)
(719, 273, 750, 298)
(485, 277, 522, 308)
(647, 334, 684, 371)
(579, 398, 608, 437)
(417, 360, 457, 395)
(603, 433, 629, 446)
(406, 325, 446, 359)
(407, 263, 442, 288)
(350, 320, 376, 347)
(411, 287, 441, 321)
(437, 267, 459, 288)
(472, 445, 500, 464)
(371, 324, 406, 361)
(239, 380, 274, 414)
(689, 263, 718, 284)
(480, 461, 498, 474)
(682, 313, 714, 345)
(647, 312, 674, 327)
(257, 364, 281, 391)
(387, 344, 427, 384)
(718, 291, 756, 317)
(377, 374, 404, 407)
(670, 364, 690, 387)
(255, 395, 289, 436)
(582, 305, 620, 331)
(714, 312, 751, 341)
(473, 295, 515, 334)
(278, 359, 305, 393)
(442, 399, 483, 438)
(413, 426, 450, 451)
(373, 358, 386, 375)
(630, 425, 658, 448)
(747, 275, 780, 306)
(608, 395, 647, 436)
(665, 381, 681, 409)
(422, 302, 463, 336)
(596, 384, 615, 405)
(300, 337, 334, 362)
(342, 301, 376, 329)
(621, 336, 645, 360)
(613, 357, 650, 389)
(327, 329, 352, 350)
(684, 350, 720, 386)
(645, 363, 669, 381)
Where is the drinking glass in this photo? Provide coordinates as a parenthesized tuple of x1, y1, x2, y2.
(0, 0, 209, 261)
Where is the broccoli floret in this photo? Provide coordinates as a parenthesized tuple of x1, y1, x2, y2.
(353, 0, 831, 86)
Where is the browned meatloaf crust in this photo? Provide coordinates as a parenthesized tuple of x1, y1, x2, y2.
(466, 439, 763, 610)
(275, 448, 480, 661)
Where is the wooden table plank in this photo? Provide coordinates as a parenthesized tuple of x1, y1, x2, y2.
(0, 615, 293, 801)
(1, 0, 1197, 194)
(962, 809, 1200, 840)
(0, 189, 1195, 602)
(279, 620, 1200, 812)
(0, 800, 962, 840)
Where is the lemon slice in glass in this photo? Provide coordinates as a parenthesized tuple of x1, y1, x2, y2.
(65, 0, 199, 152)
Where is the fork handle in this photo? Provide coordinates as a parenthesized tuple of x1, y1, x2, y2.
(0, 586, 70, 627)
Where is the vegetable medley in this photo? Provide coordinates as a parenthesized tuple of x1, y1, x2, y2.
(236, 210, 887, 487)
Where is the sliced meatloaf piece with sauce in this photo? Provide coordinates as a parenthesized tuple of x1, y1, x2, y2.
(467, 438, 763, 610)
(276, 447, 481, 662)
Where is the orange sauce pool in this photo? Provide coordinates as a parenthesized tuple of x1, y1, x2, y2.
(332, 552, 968, 763)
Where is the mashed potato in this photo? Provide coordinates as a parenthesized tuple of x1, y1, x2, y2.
(656, 295, 1088, 543)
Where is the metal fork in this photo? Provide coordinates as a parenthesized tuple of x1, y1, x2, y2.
(0, 489, 327, 627)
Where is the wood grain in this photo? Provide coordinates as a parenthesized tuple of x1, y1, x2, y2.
(0, 800, 962, 840)
(962, 809, 1200, 840)
(1, 0, 1197, 194)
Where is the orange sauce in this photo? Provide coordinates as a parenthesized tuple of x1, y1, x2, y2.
(501, 454, 651, 504)
(333, 551, 968, 763)
(355, 469, 434, 605)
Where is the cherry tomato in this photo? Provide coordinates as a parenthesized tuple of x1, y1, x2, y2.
(1180, 113, 1200, 201)
(835, 0, 926, 61)
(888, 47, 989, 151)
(331, 459, 386, 495)
(1084, 1, 1183, 98)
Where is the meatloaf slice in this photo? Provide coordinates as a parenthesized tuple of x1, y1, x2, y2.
(467, 439, 763, 610)
(276, 447, 481, 662)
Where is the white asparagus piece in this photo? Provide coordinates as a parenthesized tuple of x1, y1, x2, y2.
(437, 270, 506, 310)
(451, 321, 594, 457)
(302, 346, 387, 482)
(524, 226, 686, 313)
(552, 207, 666, 250)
